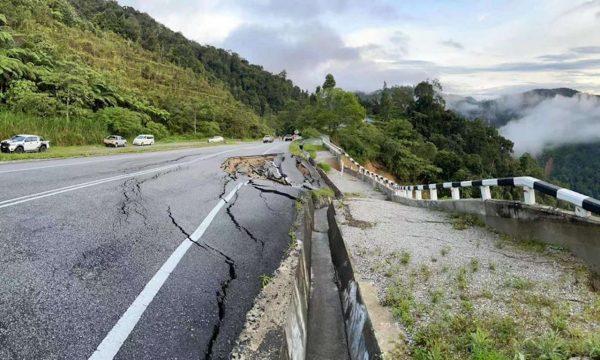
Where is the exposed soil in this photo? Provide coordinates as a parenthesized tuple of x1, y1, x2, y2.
(222, 155, 289, 185)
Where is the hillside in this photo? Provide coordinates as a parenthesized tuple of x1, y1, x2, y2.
(296, 79, 543, 198)
(67, 0, 308, 116)
(0, 0, 303, 145)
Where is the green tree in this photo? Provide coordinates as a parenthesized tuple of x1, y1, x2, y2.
(323, 73, 336, 90)
(95, 107, 147, 137)
(314, 87, 365, 134)
(380, 81, 392, 121)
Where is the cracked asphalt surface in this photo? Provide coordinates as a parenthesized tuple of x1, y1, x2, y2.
(0, 141, 303, 359)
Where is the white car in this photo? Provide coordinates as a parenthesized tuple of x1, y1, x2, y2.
(1, 135, 50, 153)
(133, 134, 155, 146)
(208, 136, 224, 143)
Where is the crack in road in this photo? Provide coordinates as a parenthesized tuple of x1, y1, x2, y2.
(118, 168, 182, 228)
(126, 152, 205, 173)
(257, 190, 278, 214)
(218, 174, 236, 201)
(249, 181, 298, 201)
(224, 192, 265, 251)
(118, 178, 149, 227)
(166, 206, 237, 360)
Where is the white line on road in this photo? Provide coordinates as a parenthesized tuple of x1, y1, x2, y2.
(88, 181, 248, 360)
(0, 145, 238, 175)
(0, 146, 260, 209)
(0, 158, 113, 174)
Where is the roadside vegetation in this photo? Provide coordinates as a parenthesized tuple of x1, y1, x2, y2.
(371, 225, 600, 359)
(0, 0, 279, 147)
(317, 162, 331, 172)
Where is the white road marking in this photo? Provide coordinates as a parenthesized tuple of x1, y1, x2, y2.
(0, 145, 261, 209)
(88, 181, 248, 360)
(0, 159, 106, 174)
(0, 144, 241, 174)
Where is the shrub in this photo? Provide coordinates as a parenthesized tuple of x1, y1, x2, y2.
(95, 107, 147, 137)
(301, 127, 320, 138)
(145, 121, 169, 139)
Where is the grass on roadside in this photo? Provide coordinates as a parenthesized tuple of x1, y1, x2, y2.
(311, 188, 335, 202)
(451, 213, 485, 230)
(0, 140, 236, 162)
(317, 162, 332, 172)
(289, 141, 326, 160)
(259, 274, 274, 288)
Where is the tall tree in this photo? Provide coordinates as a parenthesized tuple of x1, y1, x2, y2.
(380, 81, 392, 121)
(323, 73, 336, 90)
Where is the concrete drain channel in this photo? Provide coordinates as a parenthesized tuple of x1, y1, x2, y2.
(229, 156, 381, 360)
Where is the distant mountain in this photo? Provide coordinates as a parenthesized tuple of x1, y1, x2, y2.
(446, 88, 600, 198)
(445, 88, 598, 127)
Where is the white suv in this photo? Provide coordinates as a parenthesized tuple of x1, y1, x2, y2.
(1, 135, 50, 153)
(133, 135, 155, 146)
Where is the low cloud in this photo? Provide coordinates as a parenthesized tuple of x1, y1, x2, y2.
(499, 94, 600, 155)
(440, 39, 464, 50)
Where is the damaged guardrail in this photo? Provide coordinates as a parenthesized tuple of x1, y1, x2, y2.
(322, 137, 600, 218)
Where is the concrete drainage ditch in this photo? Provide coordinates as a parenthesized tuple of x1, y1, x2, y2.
(230, 157, 382, 360)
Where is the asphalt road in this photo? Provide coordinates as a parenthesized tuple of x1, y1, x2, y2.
(0, 141, 304, 359)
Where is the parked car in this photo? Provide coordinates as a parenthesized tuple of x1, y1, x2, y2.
(283, 134, 294, 142)
(208, 136, 224, 143)
(133, 134, 155, 146)
(262, 135, 274, 143)
(103, 135, 127, 147)
(1, 135, 50, 153)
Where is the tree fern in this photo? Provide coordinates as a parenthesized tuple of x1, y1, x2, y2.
(0, 30, 13, 47)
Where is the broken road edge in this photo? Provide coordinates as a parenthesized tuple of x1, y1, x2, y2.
(231, 158, 387, 360)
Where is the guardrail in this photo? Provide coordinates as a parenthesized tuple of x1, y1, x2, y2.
(322, 138, 600, 218)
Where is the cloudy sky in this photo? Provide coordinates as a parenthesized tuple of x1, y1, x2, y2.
(118, 0, 600, 97)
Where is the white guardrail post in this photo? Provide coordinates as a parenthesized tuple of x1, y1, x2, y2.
(481, 185, 491, 200)
(523, 186, 536, 205)
(415, 189, 422, 200)
(429, 185, 438, 200)
(451, 187, 460, 200)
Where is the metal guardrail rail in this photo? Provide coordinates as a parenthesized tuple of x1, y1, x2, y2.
(322, 138, 600, 218)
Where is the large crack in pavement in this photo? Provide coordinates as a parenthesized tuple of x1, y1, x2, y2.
(166, 206, 237, 360)
(249, 181, 298, 201)
(118, 167, 182, 228)
(224, 192, 265, 251)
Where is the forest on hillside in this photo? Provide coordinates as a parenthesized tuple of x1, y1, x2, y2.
(274, 76, 546, 199)
(67, 0, 309, 116)
(0, 0, 549, 197)
(0, 0, 304, 144)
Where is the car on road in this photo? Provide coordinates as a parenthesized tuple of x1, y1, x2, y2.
(103, 135, 127, 147)
(133, 134, 155, 146)
(1, 135, 50, 153)
(283, 134, 294, 142)
(208, 136, 225, 143)
(262, 135, 274, 143)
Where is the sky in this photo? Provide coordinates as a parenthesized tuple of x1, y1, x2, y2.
(117, 0, 600, 97)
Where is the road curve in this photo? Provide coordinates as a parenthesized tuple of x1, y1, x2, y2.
(0, 141, 301, 359)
